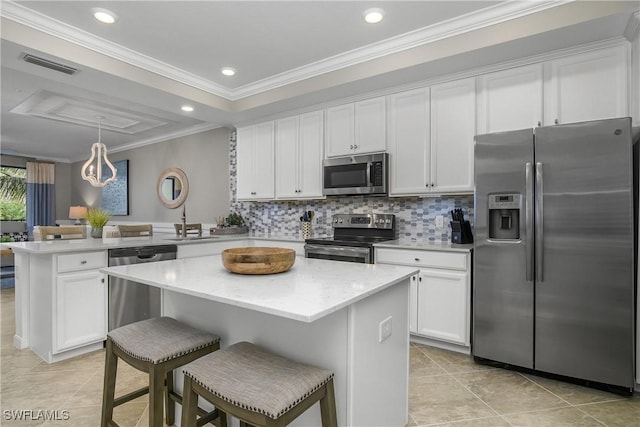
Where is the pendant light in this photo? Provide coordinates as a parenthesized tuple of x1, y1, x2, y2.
(81, 116, 117, 187)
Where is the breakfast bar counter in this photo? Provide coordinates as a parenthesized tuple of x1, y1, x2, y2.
(101, 256, 418, 427)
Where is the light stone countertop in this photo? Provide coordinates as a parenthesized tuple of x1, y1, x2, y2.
(100, 255, 418, 322)
(374, 239, 473, 253)
(3, 232, 473, 254)
(2, 234, 302, 254)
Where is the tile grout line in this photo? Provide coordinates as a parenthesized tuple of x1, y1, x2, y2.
(413, 345, 508, 425)
(519, 373, 615, 427)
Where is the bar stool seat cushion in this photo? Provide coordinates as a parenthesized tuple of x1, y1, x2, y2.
(182, 341, 334, 420)
(108, 317, 220, 364)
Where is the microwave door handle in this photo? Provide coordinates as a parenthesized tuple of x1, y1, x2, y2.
(368, 163, 373, 186)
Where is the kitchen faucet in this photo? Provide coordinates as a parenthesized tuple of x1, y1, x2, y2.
(181, 205, 187, 238)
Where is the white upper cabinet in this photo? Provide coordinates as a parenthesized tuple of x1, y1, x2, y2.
(387, 88, 430, 195)
(275, 110, 324, 199)
(354, 97, 386, 154)
(325, 96, 386, 157)
(544, 45, 628, 125)
(236, 121, 275, 200)
(477, 64, 544, 134)
(430, 77, 476, 194)
(387, 79, 475, 196)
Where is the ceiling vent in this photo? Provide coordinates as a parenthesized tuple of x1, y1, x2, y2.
(22, 53, 78, 75)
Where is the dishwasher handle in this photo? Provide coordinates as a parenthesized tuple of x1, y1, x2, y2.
(137, 253, 160, 261)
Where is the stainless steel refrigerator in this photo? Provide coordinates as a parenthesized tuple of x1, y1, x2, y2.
(473, 117, 636, 392)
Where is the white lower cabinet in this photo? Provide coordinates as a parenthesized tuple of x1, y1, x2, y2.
(53, 251, 107, 354)
(27, 250, 108, 362)
(54, 269, 107, 352)
(415, 269, 468, 345)
(376, 247, 471, 351)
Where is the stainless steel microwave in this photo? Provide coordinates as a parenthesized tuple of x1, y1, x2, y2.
(323, 153, 388, 196)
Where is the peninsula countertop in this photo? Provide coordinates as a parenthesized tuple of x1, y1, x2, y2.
(3, 234, 296, 254)
(100, 255, 418, 322)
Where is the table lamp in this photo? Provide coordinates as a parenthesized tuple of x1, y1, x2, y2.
(69, 206, 88, 225)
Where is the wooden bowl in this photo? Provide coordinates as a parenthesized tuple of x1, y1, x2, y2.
(222, 247, 296, 275)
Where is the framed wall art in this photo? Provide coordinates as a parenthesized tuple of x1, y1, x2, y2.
(101, 159, 129, 215)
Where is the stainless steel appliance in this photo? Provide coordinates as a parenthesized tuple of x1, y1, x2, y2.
(107, 244, 177, 330)
(474, 117, 636, 393)
(323, 153, 388, 196)
(305, 213, 396, 263)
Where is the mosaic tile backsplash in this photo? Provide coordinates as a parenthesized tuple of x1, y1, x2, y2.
(228, 135, 474, 242)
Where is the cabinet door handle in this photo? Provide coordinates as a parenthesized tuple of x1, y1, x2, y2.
(431, 183, 435, 187)
(80, 260, 87, 264)
(350, 145, 354, 149)
(412, 276, 416, 281)
(354, 144, 358, 149)
(537, 121, 541, 127)
(418, 276, 422, 282)
(101, 278, 105, 283)
(554, 118, 559, 125)
(414, 257, 420, 262)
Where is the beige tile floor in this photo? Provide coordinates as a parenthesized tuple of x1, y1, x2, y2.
(1, 287, 639, 426)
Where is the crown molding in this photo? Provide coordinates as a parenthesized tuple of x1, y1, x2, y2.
(231, 0, 571, 99)
(89, 122, 226, 161)
(2, 0, 570, 102)
(624, 11, 640, 41)
(0, 1, 235, 99)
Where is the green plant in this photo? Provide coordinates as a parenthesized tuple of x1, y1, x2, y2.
(0, 236, 13, 243)
(226, 212, 244, 226)
(86, 208, 111, 228)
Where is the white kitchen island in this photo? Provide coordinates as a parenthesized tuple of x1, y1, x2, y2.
(101, 255, 418, 427)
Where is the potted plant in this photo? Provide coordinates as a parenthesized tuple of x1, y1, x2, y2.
(225, 212, 245, 227)
(213, 212, 248, 235)
(86, 208, 111, 238)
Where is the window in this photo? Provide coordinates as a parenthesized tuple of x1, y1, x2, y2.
(0, 167, 27, 221)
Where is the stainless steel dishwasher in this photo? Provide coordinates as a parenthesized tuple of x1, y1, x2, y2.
(107, 245, 177, 330)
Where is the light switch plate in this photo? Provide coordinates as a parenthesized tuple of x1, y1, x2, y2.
(435, 215, 444, 228)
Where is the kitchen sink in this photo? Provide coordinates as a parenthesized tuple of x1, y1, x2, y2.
(165, 236, 219, 241)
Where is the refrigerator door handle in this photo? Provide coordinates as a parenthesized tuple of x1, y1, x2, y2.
(535, 162, 544, 282)
(525, 162, 534, 282)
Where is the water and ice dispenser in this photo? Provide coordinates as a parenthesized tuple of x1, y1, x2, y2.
(488, 194, 521, 240)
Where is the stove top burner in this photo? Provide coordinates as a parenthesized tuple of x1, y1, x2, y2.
(305, 213, 397, 247)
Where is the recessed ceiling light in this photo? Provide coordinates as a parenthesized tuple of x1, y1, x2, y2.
(220, 67, 236, 77)
(181, 105, 194, 112)
(363, 8, 385, 24)
(92, 8, 117, 24)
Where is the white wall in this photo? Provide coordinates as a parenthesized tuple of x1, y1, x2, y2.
(70, 127, 231, 224)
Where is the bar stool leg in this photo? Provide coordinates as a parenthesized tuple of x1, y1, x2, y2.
(101, 340, 118, 427)
(165, 370, 175, 425)
(181, 375, 199, 427)
(149, 365, 165, 427)
(320, 379, 337, 427)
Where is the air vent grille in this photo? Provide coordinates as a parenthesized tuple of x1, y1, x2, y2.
(22, 53, 78, 75)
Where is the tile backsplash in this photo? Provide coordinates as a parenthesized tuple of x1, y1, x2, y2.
(228, 136, 474, 242)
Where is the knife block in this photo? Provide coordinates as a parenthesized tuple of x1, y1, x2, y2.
(450, 220, 473, 244)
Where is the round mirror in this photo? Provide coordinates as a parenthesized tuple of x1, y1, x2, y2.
(157, 168, 189, 209)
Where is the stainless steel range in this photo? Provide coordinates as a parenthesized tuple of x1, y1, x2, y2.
(304, 213, 397, 264)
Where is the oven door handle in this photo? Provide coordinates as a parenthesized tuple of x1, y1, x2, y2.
(305, 244, 371, 258)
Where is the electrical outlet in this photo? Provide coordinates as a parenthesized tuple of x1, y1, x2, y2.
(379, 316, 392, 343)
(435, 215, 444, 228)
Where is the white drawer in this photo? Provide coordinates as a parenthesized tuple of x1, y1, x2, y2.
(57, 251, 107, 273)
(376, 248, 467, 271)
